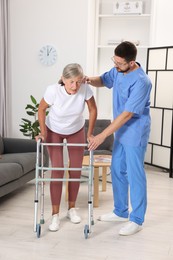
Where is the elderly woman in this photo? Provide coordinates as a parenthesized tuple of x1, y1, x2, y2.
(36, 63, 97, 232)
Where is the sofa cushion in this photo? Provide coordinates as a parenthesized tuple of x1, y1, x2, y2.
(0, 163, 23, 186)
(0, 135, 4, 155)
(0, 152, 36, 174)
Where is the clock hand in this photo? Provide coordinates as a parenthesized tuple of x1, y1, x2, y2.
(47, 47, 52, 56)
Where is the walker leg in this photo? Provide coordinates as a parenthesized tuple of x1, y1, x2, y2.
(34, 179, 39, 232)
(40, 180, 45, 224)
(85, 150, 94, 238)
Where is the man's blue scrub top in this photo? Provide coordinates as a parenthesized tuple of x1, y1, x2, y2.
(101, 64, 152, 147)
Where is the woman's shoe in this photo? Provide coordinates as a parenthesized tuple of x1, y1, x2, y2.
(67, 208, 81, 224)
(49, 214, 60, 231)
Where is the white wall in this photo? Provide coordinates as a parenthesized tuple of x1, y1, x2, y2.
(150, 0, 173, 46)
(8, 0, 173, 137)
(9, 0, 89, 137)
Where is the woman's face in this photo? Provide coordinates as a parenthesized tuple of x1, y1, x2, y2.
(62, 75, 83, 95)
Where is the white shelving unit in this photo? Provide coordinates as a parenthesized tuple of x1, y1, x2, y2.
(93, 0, 154, 119)
(94, 0, 154, 74)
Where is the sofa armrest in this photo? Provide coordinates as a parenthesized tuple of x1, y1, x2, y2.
(3, 138, 37, 154)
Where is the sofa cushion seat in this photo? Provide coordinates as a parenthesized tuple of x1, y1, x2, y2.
(0, 152, 36, 175)
(0, 163, 23, 186)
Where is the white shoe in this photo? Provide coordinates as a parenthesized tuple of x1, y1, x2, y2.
(49, 214, 60, 232)
(119, 221, 142, 236)
(98, 212, 128, 222)
(67, 208, 81, 224)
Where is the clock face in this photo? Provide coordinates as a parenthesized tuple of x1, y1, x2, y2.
(39, 45, 57, 66)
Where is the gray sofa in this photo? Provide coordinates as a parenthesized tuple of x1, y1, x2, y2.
(0, 120, 113, 198)
(0, 135, 49, 198)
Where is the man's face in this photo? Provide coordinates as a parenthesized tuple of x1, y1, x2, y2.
(111, 56, 131, 73)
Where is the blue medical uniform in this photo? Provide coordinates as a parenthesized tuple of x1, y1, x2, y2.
(101, 64, 152, 225)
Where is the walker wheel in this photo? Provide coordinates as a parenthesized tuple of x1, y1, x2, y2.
(84, 224, 89, 239)
(36, 224, 41, 238)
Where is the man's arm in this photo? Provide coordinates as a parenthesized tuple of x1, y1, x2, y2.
(85, 76, 104, 87)
(88, 111, 133, 150)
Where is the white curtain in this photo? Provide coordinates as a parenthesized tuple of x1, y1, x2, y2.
(0, 0, 10, 137)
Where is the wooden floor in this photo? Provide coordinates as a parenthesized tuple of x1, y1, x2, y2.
(0, 165, 173, 260)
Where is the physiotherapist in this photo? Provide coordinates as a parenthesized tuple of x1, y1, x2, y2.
(86, 41, 152, 236)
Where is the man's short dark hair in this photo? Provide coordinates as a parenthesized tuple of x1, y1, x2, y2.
(114, 41, 137, 62)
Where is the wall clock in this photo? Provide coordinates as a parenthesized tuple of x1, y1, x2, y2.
(39, 45, 57, 66)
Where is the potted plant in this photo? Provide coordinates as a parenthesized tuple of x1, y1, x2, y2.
(19, 95, 48, 139)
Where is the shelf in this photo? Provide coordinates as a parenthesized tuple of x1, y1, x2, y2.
(94, 0, 153, 73)
(98, 45, 149, 49)
(90, 0, 154, 119)
(99, 14, 151, 18)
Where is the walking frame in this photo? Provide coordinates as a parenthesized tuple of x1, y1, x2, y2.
(34, 139, 94, 239)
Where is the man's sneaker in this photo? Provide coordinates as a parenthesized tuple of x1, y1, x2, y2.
(49, 214, 60, 231)
(98, 212, 128, 222)
(119, 221, 142, 236)
(67, 208, 81, 224)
